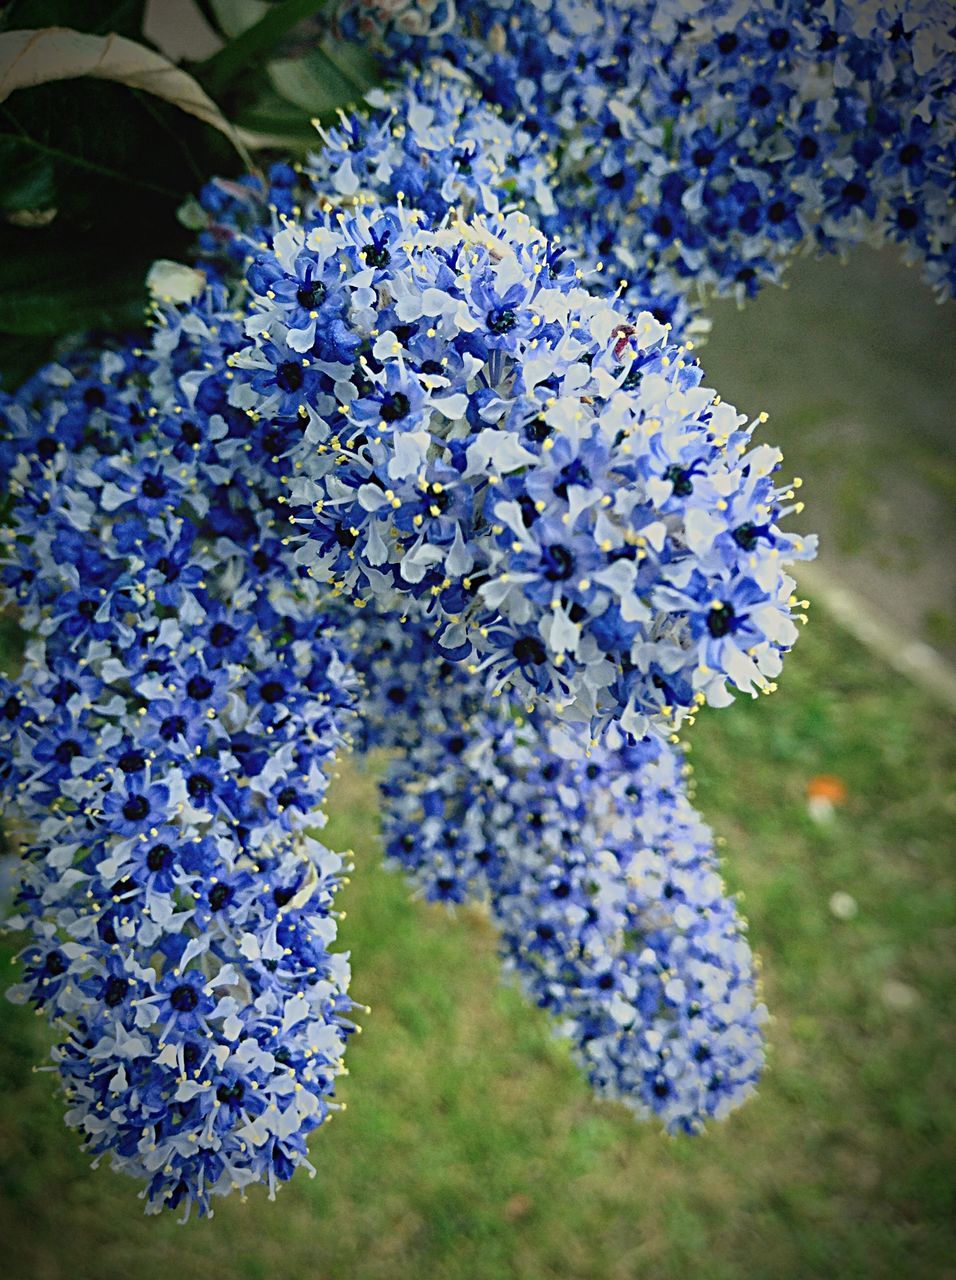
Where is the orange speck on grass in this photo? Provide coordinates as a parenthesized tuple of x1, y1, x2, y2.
(806, 774, 848, 804)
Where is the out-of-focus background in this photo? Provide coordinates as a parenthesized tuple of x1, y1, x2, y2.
(0, 245, 954, 1279)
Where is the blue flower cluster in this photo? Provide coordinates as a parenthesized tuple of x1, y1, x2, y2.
(182, 73, 814, 737)
(0, 320, 359, 1215)
(265, 213, 811, 734)
(191, 71, 557, 282)
(349, 0, 956, 313)
(1, 36, 822, 1215)
(354, 611, 765, 1131)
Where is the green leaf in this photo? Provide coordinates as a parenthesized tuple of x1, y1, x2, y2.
(206, 0, 271, 39)
(0, 1, 147, 38)
(0, 240, 147, 336)
(0, 77, 232, 217)
(267, 39, 378, 117)
(199, 0, 332, 96)
(0, 75, 233, 359)
(0, 27, 254, 167)
(0, 137, 54, 210)
(0, 331, 54, 392)
(233, 86, 322, 149)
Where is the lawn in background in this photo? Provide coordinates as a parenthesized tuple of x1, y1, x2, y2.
(0, 249, 954, 1279)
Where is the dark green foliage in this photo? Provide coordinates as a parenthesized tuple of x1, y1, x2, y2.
(0, 0, 381, 390)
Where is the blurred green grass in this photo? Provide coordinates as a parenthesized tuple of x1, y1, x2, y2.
(1, 249, 955, 1278)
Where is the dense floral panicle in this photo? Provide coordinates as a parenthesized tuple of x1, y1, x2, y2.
(0, 326, 360, 1215)
(349, 0, 956, 310)
(8, 829, 354, 1216)
(309, 70, 558, 225)
(190, 70, 558, 281)
(221, 200, 812, 735)
(183, 72, 811, 745)
(0, 30, 828, 1206)
(370, 615, 765, 1131)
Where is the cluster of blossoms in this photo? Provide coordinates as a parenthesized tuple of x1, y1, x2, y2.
(354, 610, 765, 1132)
(187, 72, 814, 738)
(192, 71, 557, 277)
(3, 10, 905, 1216)
(262, 205, 813, 737)
(0, 316, 360, 1215)
(344, 0, 956, 315)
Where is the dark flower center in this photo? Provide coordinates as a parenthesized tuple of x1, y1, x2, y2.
(732, 521, 768, 551)
(487, 307, 518, 334)
(146, 843, 173, 873)
(160, 715, 186, 741)
(664, 464, 694, 497)
(706, 603, 736, 637)
(54, 738, 82, 765)
(380, 392, 411, 422)
(526, 415, 551, 443)
(122, 795, 150, 822)
(276, 361, 304, 393)
(261, 680, 285, 704)
(798, 135, 819, 159)
(170, 983, 199, 1012)
(543, 544, 575, 581)
(187, 675, 214, 701)
(896, 205, 918, 230)
(513, 635, 546, 665)
(210, 622, 237, 648)
(296, 281, 326, 308)
(209, 883, 232, 911)
(104, 976, 128, 1007)
(141, 474, 167, 499)
(362, 243, 391, 268)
